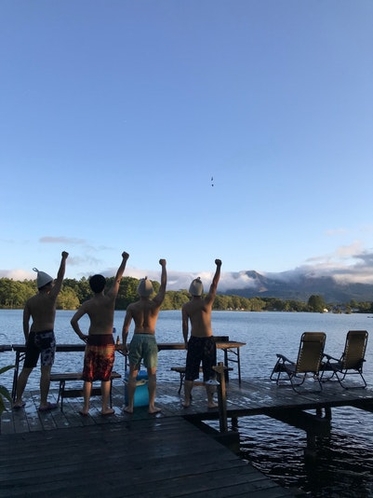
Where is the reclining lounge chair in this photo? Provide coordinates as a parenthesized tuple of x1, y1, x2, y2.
(321, 330, 369, 389)
(270, 332, 326, 393)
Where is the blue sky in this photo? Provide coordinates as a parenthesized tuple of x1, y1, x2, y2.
(1, 1, 373, 291)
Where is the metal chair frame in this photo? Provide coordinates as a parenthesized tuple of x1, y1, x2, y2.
(270, 332, 326, 393)
(321, 330, 368, 389)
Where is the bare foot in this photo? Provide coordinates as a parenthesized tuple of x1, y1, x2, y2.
(148, 406, 161, 414)
(207, 402, 218, 409)
(101, 408, 115, 416)
(123, 406, 133, 414)
(13, 401, 26, 410)
(38, 402, 58, 412)
(182, 400, 191, 408)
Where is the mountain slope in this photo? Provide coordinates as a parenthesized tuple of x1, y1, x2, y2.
(224, 271, 373, 302)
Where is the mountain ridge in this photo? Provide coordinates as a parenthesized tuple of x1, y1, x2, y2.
(223, 271, 373, 303)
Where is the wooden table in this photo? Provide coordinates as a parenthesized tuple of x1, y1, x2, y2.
(120, 341, 246, 383)
(10, 340, 246, 400)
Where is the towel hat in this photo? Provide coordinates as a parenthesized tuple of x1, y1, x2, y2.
(137, 277, 154, 297)
(189, 277, 204, 296)
(33, 267, 53, 289)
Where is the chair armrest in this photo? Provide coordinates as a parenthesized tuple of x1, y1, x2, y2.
(323, 353, 339, 362)
(276, 354, 294, 365)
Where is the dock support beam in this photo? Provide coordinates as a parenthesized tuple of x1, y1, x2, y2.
(214, 362, 228, 432)
(267, 407, 331, 459)
(212, 362, 240, 454)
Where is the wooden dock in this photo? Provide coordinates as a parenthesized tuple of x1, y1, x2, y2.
(2, 377, 373, 497)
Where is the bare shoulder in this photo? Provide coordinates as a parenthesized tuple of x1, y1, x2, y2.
(78, 298, 95, 312)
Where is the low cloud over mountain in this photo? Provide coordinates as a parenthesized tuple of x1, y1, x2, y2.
(3, 248, 373, 303)
(135, 261, 373, 303)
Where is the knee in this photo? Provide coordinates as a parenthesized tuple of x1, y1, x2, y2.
(147, 371, 157, 380)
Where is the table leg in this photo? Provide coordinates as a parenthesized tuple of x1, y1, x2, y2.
(11, 351, 21, 401)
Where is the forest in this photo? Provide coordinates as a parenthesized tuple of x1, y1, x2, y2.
(0, 277, 372, 314)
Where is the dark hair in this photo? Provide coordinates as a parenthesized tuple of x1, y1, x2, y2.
(89, 274, 106, 293)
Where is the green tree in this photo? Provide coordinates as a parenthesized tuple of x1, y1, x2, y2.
(308, 294, 327, 312)
(57, 288, 80, 310)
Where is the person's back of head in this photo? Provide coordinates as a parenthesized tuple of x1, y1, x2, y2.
(33, 267, 53, 291)
(89, 274, 106, 294)
(137, 277, 154, 298)
(189, 277, 204, 297)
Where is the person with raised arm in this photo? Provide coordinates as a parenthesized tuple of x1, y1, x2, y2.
(122, 259, 167, 414)
(71, 251, 129, 416)
(182, 259, 222, 409)
(14, 251, 69, 411)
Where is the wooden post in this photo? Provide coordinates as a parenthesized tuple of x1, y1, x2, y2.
(213, 362, 228, 433)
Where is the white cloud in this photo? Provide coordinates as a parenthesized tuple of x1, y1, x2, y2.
(0, 269, 35, 280)
(3, 243, 373, 291)
(40, 236, 86, 245)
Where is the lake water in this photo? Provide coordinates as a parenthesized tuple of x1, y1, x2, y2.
(1, 309, 373, 497)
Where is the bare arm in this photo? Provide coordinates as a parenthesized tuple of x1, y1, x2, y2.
(22, 304, 31, 342)
(182, 306, 189, 345)
(70, 305, 89, 342)
(108, 251, 130, 298)
(205, 259, 222, 304)
(50, 251, 69, 300)
(153, 259, 167, 305)
(121, 307, 133, 353)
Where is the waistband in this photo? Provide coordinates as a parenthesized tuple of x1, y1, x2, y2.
(87, 334, 115, 346)
(30, 329, 54, 335)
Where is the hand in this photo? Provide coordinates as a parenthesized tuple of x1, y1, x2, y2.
(215, 259, 222, 266)
(159, 259, 166, 266)
(122, 251, 130, 260)
(62, 251, 69, 258)
(80, 334, 88, 343)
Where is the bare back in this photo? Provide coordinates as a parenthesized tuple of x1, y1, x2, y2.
(125, 299, 162, 335)
(182, 298, 213, 338)
(25, 292, 58, 332)
(77, 294, 116, 335)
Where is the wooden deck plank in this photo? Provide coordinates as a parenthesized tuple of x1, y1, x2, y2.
(3, 378, 373, 435)
(3, 377, 371, 497)
(0, 417, 296, 498)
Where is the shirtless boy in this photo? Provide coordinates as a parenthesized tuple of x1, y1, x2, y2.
(122, 259, 167, 414)
(182, 259, 222, 409)
(13, 251, 69, 411)
(70, 251, 129, 416)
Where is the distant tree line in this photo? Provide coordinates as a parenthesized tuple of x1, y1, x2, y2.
(0, 277, 372, 313)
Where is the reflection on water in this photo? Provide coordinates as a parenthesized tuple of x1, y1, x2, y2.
(1, 309, 373, 496)
(238, 412, 373, 497)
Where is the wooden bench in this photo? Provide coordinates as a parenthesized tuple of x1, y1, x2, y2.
(171, 366, 232, 394)
(50, 371, 121, 410)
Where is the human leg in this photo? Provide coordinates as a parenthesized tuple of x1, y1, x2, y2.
(147, 367, 161, 414)
(13, 367, 33, 408)
(14, 331, 40, 408)
(79, 381, 92, 415)
(183, 380, 194, 408)
(39, 364, 53, 409)
(183, 336, 202, 408)
(101, 380, 114, 415)
(142, 336, 160, 414)
(81, 335, 115, 415)
(124, 365, 139, 414)
(202, 337, 217, 408)
(205, 384, 217, 408)
(38, 331, 57, 410)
